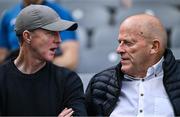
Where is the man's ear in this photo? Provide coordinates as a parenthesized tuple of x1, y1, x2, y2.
(22, 30, 31, 44)
(150, 39, 160, 54)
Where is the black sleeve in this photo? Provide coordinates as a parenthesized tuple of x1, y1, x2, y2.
(0, 65, 7, 116)
(63, 71, 87, 116)
(85, 76, 104, 116)
(85, 78, 94, 115)
(85, 77, 100, 116)
(0, 71, 3, 116)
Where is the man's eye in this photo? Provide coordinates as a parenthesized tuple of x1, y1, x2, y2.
(125, 41, 133, 46)
(46, 31, 56, 36)
(49, 32, 55, 35)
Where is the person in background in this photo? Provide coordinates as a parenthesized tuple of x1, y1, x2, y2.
(0, 4, 87, 116)
(0, 0, 79, 70)
(85, 14, 180, 116)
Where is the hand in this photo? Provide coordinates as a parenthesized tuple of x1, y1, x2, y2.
(58, 108, 74, 117)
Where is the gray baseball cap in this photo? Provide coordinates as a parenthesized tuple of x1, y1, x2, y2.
(15, 4, 78, 34)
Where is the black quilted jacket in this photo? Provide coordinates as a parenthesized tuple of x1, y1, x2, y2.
(85, 49, 180, 116)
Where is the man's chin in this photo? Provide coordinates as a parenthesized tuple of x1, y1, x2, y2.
(45, 56, 54, 62)
(121, 66, 131, 74)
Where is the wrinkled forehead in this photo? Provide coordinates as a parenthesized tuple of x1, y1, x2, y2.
(119, 23, 145, 37)
(119, 19, 153, 40)
(120, 17, 145, 31)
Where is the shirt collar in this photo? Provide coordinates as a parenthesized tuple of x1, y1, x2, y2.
(124, 57, 164, 81)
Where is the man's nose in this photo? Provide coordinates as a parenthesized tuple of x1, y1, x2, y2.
(116, 43, 125, 54)
(54, 32, 61, 44)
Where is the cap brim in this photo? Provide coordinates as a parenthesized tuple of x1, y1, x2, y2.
(41, 19, 78, 31)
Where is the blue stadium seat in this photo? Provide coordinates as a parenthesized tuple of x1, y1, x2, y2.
(0, 0, 18, 18)
(78, 73, 95, 92)
(171, 26, 180, 48)
(92, 25, 119, 48)
(59, 0, 120, 8)
(68, 5, 110, 29)
(171, 48, 180, 59)
(115, 3, 180, 30)
(76, 46, 120, 73)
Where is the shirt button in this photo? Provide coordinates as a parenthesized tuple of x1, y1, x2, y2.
(140, 110, 143, 113)
(142, 79, 145, 82)
(140, 93, 144, 96)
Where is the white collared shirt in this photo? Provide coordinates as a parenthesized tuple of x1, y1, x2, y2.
(110, 57, 174, 117)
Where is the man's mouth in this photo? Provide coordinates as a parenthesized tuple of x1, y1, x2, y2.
(121, 57, 129, 60)
(49, 47, 57, 53)
(121, 57, 130, 64)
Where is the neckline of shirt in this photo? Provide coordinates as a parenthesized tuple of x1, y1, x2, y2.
(124, 57, 164, 81)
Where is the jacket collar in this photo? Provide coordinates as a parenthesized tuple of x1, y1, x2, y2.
(162, 48, 178, 83)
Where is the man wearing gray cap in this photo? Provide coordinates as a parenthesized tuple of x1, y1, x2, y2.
(0, 5, 87, 116)
(0, 0, 79, 71)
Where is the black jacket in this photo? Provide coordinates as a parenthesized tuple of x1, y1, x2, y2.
(85, 49, 180, 116)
